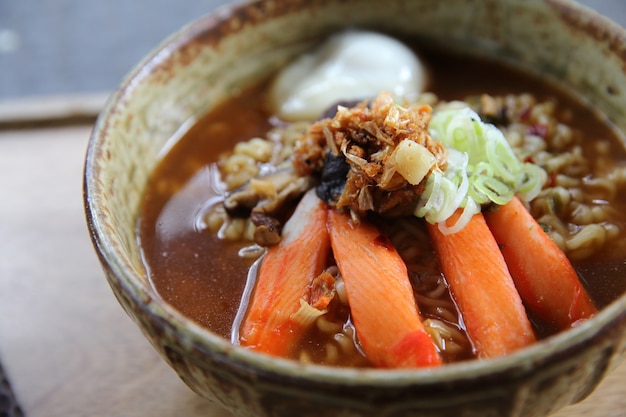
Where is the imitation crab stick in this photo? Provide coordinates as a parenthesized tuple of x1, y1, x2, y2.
(427, 210, 536, 359)
(327, 210, 442, 368)
(484, 197, 597, 329)
(239, 189, 331, 357)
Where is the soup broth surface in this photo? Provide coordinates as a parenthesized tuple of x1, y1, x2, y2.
(138, 42, 626, 366)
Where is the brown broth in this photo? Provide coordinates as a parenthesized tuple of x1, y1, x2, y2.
(139, 87, 272, 336)
(138, 44, 626, 363)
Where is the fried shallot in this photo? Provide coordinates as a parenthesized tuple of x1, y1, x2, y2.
(293, 92, 447, 219)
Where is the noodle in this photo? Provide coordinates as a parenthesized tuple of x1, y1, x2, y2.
(316, 315, 343, 334)
(566, 224, 606, 252)
(582, 176, 617, 202)
(325, 342, 339, 364)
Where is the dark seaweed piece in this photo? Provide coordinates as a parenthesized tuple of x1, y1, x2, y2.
(482, 107, 509, 126)
(316, 152, 350, 204)
(477, 94, 509, 126)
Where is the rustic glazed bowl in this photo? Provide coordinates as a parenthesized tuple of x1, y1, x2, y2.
(84, 0, 626, 416)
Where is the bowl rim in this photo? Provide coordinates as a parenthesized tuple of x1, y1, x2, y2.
(84, 0, 626, 388)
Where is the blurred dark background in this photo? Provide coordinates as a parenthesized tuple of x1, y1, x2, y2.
(0, 0, 624, 101)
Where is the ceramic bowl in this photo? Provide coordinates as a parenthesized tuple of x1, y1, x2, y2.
(84, 1, 626, 416)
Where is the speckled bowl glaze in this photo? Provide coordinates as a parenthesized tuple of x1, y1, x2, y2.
(84, 1, 626, 416)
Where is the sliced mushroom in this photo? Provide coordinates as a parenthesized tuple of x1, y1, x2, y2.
(224, 168, 308, 216)
(251, 211, 282, 247)
(223, 167, 316, 246)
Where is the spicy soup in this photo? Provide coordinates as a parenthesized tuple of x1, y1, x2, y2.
(138, 43, 626, 367)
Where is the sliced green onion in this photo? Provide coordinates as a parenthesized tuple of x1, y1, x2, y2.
(413, 106, 547, 234)
(470, 175, 513, 206)
(437, 197, 481, 235)
(415, 170, 441, 218)
(517, 162, 548, 201)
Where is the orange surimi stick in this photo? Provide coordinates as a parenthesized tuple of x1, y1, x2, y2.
(484, 197, 597, 329)
(328, 210, 442, 368)
(239, 190, 331, 357)
(427, 210, 536, 359)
